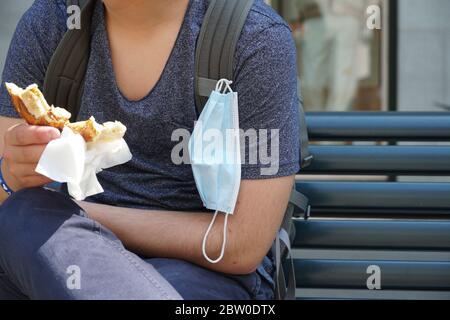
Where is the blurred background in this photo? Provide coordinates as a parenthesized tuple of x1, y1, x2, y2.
(0, 0, 34, 74)
(271, 0, 450, 113)
(1, 0, 449, 113)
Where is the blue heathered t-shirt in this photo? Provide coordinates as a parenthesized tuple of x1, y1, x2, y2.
(0, 0, 300, 290)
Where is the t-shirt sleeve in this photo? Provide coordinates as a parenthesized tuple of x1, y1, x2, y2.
(0, 0, 67, 118)
(233, 23, 301, 179)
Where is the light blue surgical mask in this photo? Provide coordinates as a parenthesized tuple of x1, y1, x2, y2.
(188, 79, 241, 264)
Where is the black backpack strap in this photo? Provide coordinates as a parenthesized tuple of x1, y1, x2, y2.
(272, 198, 297, 300)
(43, 0, 96, 121)
(290, 188, 310, 219)
(66, 0, 90, 7)
(194, 0, 255, 116)
(272, 187, 311, 300)
(297, 81, 313, 168)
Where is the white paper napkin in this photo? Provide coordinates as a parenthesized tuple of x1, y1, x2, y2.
(35, 127, 133, 200)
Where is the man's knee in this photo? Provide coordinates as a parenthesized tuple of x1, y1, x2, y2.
(0, 188, 84, 253)
(1, 187, 81, 217)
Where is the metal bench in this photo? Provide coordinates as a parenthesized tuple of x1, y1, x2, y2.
(293, 112, 450, 300)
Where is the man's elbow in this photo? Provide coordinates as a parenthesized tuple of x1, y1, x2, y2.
(223, 248, 267, 275)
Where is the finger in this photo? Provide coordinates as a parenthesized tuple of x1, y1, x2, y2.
(5, 145, 47, 164)
(6, 124, 60, 146)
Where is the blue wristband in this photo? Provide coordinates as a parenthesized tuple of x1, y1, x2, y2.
(0, 157, 14, 196)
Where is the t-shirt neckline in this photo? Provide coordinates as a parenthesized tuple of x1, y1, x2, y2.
(99, 0, 194, 104)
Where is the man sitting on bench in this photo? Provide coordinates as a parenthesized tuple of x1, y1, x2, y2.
(0, 0, 300, 300)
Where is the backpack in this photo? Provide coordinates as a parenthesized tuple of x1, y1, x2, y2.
(44, 0, 313, 300)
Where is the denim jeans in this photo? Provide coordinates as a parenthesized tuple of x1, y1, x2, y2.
(0, 188, 274, 300)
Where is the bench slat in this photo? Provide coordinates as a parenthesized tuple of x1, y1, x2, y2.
(296, 288, 450, 300)
(295, 182, 450, 210)
(294, 260, 450, 290)
(307, 112, 450, 141)
(292, 249, 450, 261)
(302, 145, 450, 175)
(294, 220, 450, 249)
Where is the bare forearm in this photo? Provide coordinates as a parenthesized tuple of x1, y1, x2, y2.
(76, 201, 247, 274)
(74, 177, 294, 275)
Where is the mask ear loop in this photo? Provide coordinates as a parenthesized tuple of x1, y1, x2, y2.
(215, 79, 233, 94)
(202, 210, 229, 264)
